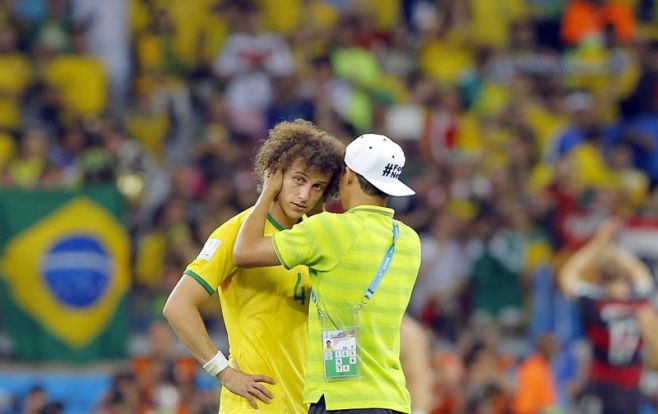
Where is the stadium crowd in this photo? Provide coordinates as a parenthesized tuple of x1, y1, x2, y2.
(1, 0, 658, 413)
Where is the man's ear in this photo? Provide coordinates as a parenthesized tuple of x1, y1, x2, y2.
(344, 167, 355, 185)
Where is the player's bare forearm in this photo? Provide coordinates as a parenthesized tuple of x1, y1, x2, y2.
(611, 247, 654, 290)
(164, 276, 276, 407)
(559, 220, 620, 296)
(234, 171, 281, 268)
(559, 246, 598, 297)
(163, 276, 219, 363)
(638, 307, 658, 370)
(400, 316, 432, 413)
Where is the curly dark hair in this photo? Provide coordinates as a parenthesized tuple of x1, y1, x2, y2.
(254, 120, 345, 198)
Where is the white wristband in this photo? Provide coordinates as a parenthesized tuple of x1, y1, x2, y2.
(202, 350, 229, 377)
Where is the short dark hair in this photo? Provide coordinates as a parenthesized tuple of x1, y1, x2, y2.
(254, 120, 345, 199)
(354, 172, 387, 198)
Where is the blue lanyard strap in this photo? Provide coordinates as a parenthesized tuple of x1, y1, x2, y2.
(356, 222, 399, 310)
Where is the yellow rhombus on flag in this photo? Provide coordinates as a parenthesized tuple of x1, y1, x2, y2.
(1, 196, 130, 349)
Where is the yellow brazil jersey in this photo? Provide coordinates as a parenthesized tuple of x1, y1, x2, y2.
(0, 53, 32, 129)
(272, 206, 421, 412)
(184, 208, 310, 414)
(44, 55, 107, 116)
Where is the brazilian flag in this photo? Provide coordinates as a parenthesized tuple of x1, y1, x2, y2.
(0, 186, 130, 361)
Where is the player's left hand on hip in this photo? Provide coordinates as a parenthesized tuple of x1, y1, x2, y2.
(218, 366, 276, 409)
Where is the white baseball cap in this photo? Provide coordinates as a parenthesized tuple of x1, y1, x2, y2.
(344, 134, 415, 196)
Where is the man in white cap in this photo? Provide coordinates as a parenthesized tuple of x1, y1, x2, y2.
(233, 134, 422, 414)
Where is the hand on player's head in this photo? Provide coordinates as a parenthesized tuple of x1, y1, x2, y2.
(262, 169, 284, 199)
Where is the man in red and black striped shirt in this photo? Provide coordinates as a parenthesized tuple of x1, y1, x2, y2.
(560, 218, 655, 414)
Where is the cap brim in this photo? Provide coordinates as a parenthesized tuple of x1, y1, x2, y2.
(366, 176, 415, 197)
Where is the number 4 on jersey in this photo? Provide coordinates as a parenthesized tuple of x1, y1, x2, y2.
(293, 273, 306, 305)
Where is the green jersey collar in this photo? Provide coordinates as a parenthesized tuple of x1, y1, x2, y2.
(267, 214, 285, 231)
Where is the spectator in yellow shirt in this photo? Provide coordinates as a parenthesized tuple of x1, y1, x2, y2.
(43, 26, 107, 121)
(0, 131, 16, 184)
(0, 25, 33, 130)
(9, 127, 49, 188)
(566, 126, 616, 188)
(607, 141, 649, 208)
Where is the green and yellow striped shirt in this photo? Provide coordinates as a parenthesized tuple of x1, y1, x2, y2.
(273, 205, 421, 412)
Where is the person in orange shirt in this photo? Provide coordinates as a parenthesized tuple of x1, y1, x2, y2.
(561, 0, 636, 46)
(512, 333, 560, 414)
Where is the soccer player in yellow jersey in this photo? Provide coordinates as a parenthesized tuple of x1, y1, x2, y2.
(163, 120, 344, 413)
(234, 134, 422, 413)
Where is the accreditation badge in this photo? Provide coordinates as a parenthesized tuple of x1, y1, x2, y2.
(320, 311, 360, 380)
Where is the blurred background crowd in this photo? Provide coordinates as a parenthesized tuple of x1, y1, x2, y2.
(0, 0, 658, 413)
